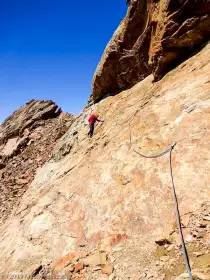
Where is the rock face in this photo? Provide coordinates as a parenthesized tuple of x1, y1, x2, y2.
(0, 100, 61, 144)
(91, 0, 152, 102)
(0, 101, 74, 225)
(92, 0, 210, 102)
(0, 43, 210, 279)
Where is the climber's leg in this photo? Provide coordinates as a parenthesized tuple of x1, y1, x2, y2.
(88, 123, 94, 138)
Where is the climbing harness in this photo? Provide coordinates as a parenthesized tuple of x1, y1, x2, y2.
(129, 114, 193, 280)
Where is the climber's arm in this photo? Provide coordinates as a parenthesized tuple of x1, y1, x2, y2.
(96, 118, 104, 123)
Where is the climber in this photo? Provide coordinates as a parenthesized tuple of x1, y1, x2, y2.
(88, 113, 104, 138)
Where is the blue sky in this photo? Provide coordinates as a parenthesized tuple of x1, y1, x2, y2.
(0, 0, 127, 122)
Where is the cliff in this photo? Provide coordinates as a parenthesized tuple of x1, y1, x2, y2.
(0, 42, 210, 280)
(92, 0, 210, 102)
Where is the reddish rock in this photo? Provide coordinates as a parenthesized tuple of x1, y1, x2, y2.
(23, 129, 30, 137)
(53, 253, 76, 270)
(74, 262, 84, 273)
(101, 264, 114, 276)
(100, 234, 128, 251)
(52, 251, 87, 272)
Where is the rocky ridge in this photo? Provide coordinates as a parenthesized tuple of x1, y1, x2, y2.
(92, 0, 210, 102)
(0, 42, 210, 279)
(0, 100, 74, 225)
(0, 100, 61, 144)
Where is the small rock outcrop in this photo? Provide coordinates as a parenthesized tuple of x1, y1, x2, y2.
(92, 0, 210, 102)
(0, 100, 74, 224)
(0, 100, 61, 144)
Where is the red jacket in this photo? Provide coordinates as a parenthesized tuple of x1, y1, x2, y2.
(88, 114, 99, 124)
